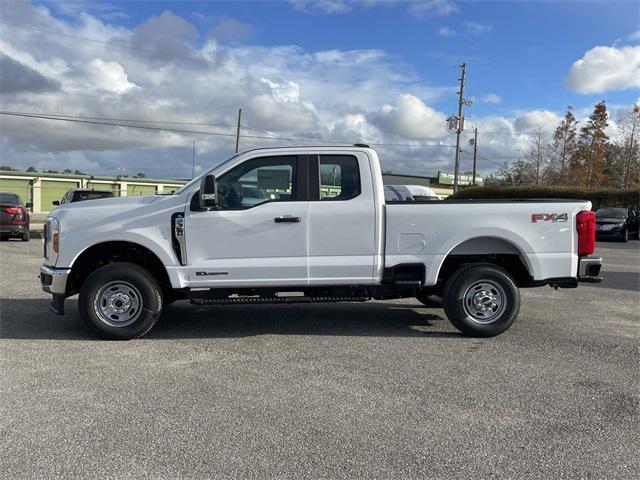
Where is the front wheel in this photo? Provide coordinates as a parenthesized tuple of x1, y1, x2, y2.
(78, 262, 163, 340)
(443, 264, 520, 337)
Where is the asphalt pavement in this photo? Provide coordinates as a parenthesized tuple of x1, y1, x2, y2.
(0, 238, 638, 479)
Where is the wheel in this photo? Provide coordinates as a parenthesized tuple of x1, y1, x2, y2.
(620, 228, 628, 242)
(21, 231, 30, 241)
(78, 262, 163, 340)
(443, 263, 520, 337)
(415, 289, 443, 308)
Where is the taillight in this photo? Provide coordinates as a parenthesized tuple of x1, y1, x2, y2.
(576, 210, 595, 256)
(5, 206, 25, 222)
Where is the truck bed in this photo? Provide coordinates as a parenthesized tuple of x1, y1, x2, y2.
(385, 199, 591, 286)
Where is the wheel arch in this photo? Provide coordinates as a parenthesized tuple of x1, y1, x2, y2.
(434, 236, 536, 288)
(66, 240, 173, 297)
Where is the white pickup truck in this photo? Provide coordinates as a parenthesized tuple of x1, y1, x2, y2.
(41, 146, 602, 339)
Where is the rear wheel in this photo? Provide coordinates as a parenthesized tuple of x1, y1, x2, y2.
(443, 263, 520, 337)
(21, 231, 30, 241)
(78, 262, 163, 340)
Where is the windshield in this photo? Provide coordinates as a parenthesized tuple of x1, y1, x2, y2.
(74, 191, 113, 201)
(596, 208, 625, 218)
(174, 153, 241, 195)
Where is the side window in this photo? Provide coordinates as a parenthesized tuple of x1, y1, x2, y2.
(319, 155, 361, 201)
(216, 156, 297, 210)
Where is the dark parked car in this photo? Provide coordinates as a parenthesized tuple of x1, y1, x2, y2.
(595, 207, 639, 242)
(53, 188, 114, 206)
(0, 192, 31, 241)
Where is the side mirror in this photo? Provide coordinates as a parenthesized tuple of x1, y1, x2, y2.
(25, 202, 33, 209)
(52, 201, 60, 206)
(199, 174, 217, 209)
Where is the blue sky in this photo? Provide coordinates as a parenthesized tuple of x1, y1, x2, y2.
(85, 0, 640, 113)
(1, 0, 639, 177)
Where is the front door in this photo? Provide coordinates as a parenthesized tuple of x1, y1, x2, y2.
(185, 154, 308, 287)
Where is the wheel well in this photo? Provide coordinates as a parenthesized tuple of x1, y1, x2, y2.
(66, 241, 172, 297)
(438, 253, 533, 288)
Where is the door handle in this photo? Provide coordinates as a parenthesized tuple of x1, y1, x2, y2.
(274, 216, 301, 223)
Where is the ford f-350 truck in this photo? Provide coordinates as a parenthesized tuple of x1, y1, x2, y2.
(40, 146, 602, 339)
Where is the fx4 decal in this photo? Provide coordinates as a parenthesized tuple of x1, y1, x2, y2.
(531, 213, 569, 223)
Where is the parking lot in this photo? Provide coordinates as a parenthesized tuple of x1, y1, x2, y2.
(0, 238, 638, 479)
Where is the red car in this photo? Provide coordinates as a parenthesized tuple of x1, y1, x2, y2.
(0, 192, 31, 241)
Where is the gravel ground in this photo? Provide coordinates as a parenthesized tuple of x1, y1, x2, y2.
(0, 238, 638, 479)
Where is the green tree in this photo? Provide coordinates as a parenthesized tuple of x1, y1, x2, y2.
(26, 166, 38, 172)
(134, 172, 146, 178)
(0, 165, 17, 171)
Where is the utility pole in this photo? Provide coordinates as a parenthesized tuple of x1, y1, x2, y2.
(453, 63, 466, 194)
(235, 108, 242, 153)
(191, 139, 196, 179)
(471, 126, 478, 186)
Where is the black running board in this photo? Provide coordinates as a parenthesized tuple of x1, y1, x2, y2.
(191, 295, 370, 306)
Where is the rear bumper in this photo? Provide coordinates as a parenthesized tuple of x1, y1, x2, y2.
(0, 223, 27, 235)
(578, 256, 603, 283)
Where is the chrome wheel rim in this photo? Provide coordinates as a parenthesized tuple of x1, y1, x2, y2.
(462, 280, 506, 324)
(93, 281, 142, 327)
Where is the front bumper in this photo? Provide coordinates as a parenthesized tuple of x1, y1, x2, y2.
(40, 265, 70, 295)
(578, 256, 603, 283)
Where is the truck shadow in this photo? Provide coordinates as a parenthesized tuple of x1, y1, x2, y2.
(0, 299, 463, 340)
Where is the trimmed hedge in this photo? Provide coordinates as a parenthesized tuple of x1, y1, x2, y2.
(451, 185, 640, 211)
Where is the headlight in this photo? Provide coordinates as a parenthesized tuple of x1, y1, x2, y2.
(46, 217, 60, 263)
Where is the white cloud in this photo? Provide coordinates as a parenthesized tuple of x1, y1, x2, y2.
(513, 110, 561, 134)
(290, 0, 352, 14)
(290, 0, 458, 18)
(408, 0, 458, 18)
(462, 21, 494, 35)
(437, 26, 456, 37)
(369, 94, 448, 140)
(480, 93, 502, 104)
(87, 59, 137, 94)
(565, 45, 640, 94)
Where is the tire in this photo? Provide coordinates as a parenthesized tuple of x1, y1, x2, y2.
(78, 262, 163, 340)
(21, 231, 30, 242)
(620, 228, 628, 242)
(443, 263, 520, 337)
(415, 290, 443, 308)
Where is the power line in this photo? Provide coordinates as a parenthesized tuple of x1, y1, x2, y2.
(1, 110, 460, 148)
(1, 112, 236, 129)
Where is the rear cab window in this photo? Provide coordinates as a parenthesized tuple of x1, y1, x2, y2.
(317, 155, 361, 201)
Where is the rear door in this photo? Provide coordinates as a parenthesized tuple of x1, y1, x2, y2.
(307, 153, 377, 284)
